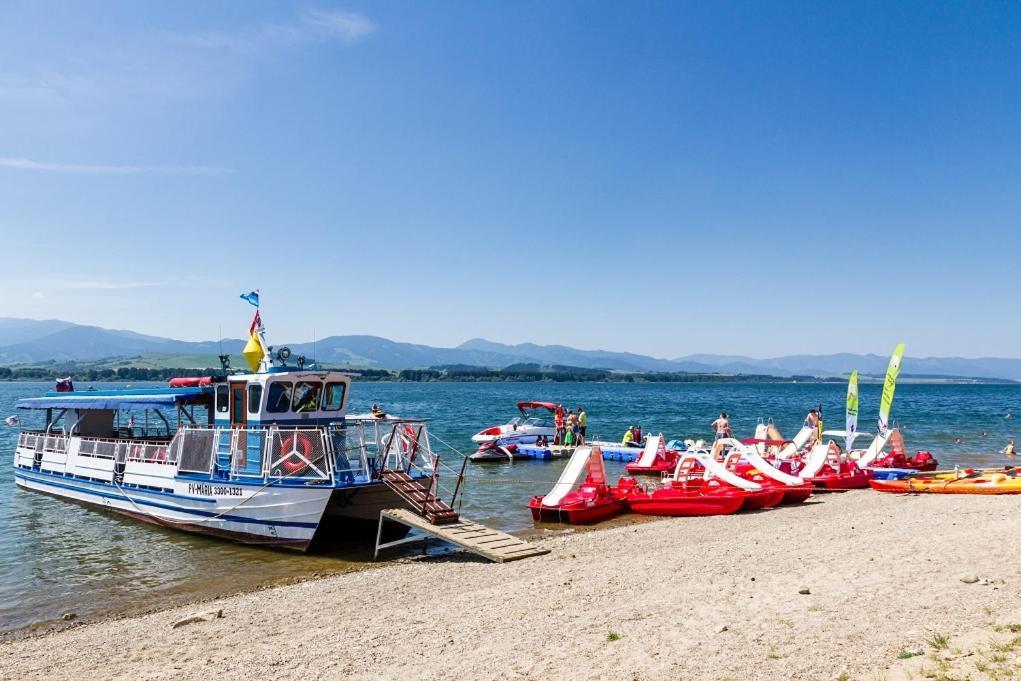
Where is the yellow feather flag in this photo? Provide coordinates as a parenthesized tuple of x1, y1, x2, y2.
(241, 311, 264, 372)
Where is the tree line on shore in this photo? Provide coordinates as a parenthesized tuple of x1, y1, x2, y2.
(0, 362, 815, 383)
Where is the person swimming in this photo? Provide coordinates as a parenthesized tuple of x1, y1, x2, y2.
(1005, 440, 1016, 457)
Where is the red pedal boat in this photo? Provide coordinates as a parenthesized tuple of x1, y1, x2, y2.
(679, 449, 785, 510)
(528, 446, 625, 524)
(724, 456, 813, 505)
(866, 431, 937, 472)
(624, 434, 679, 475)
(616, 476, 745, 516)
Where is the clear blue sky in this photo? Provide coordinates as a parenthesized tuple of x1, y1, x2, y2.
(1, 1, 1018, 358)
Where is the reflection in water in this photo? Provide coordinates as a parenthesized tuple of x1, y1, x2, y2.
(0, 380, 1018, 632)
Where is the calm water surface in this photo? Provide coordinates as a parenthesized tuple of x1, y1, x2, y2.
(1, 379, 1018, 632)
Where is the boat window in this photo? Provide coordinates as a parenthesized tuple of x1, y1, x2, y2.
(322, 382, 346, 411)
(247, 384, 262, 414)
(292, 381, 322, 413)
(266, 382, 293, 413)
(216, 385, 229, 413)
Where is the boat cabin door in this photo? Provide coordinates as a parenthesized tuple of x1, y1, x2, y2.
(219, 381, 249, 473)
(229, 382, 247, 429)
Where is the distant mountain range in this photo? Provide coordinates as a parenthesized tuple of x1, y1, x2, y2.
(1, 317, 1020, 381)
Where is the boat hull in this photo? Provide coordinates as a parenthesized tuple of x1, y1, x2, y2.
(779, 484, 814, 504)
(624, 488, 744, 516)
(527, 496, 625, 524)
(739, 487, 786, 510)
(804, 471, 870, 490)
(13, 466, 398, 551)
(624, 461, 675, 475)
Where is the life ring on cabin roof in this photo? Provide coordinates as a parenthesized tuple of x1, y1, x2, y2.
(280, 433, 314, 474)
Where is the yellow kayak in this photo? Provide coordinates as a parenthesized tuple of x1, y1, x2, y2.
(869, 467, 1021, 494)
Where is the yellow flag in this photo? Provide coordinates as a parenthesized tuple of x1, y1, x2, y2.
(242, 330, 263, 372)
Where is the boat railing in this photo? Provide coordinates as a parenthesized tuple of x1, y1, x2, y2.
(17, 430, 173, 464)
(172, 425, 342, 484)
(78, 437, 174, 464)
(260, 427, 334, 482)
(383, 427, 470, 512)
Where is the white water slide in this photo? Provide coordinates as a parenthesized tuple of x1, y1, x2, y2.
(852, 430, 893, 468)
(631, 434, 664, 468)
(541, 446, 604, 507)
(675, 447, 762, 491)
(798, 442, 833, 478)
(724, 439, 807, 487)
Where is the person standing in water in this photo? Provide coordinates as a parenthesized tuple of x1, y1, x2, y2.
(711, 413, 731, 440)
(1004, 440, 1016, 458)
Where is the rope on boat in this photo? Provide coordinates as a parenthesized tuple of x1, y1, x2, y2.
(112, 476, 281, 526)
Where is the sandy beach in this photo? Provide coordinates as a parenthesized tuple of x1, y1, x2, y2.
(2, 490, 1019, 680)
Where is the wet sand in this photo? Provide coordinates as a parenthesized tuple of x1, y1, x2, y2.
(2, 491, 1020, 680)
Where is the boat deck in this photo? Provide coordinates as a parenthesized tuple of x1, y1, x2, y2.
(374, 508, 550, 563)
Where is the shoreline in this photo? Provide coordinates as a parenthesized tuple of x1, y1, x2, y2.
(4, 491, 1020, 679)
(0, 514, 650, 642)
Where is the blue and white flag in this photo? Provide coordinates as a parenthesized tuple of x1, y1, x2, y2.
(240, 290, 260, 308)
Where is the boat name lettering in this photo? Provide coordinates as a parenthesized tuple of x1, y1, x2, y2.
(187, 483, 244, 497)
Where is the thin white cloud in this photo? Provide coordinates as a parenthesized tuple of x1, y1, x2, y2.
(0, 278, 165, 292)
(0, 157, 233, 176)
(51, 280, 166, 291)
(173, 7, 376, 53)
(300, 9, 376, 42)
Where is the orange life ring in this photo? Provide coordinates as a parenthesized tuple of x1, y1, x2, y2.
(280, 433, 313, 474)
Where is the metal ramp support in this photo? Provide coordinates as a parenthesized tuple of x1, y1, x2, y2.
(374, 508, 550, 563)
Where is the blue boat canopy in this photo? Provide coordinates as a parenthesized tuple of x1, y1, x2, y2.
(16, 387, 213, 411)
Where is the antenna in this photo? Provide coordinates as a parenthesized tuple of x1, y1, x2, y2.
(218, 324, 222, 355)
(313, 326, 317, 366)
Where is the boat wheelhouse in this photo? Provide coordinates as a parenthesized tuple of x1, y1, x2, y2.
(11, 329, 465, 551)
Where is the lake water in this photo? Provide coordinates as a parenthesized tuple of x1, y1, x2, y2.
(1, 379, 1018, 633)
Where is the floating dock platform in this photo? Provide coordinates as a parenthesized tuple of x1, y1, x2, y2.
(514, 443, 642, 462)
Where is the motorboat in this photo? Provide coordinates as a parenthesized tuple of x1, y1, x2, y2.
(470, 401, 557, 461)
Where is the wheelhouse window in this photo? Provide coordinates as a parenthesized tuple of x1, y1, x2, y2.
(247, 384, 262, 414)
(322, 382, 346, 411)
(292, 381, 322, 413)
(266, 382, 293, 413)
(216, 385, 229, 413)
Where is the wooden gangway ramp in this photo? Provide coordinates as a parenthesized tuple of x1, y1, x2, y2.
(374, 508, 550, 563)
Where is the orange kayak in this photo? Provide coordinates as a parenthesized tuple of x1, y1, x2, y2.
(868, 467, 1021, 494)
